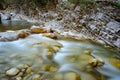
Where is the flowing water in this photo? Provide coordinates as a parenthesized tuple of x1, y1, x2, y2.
(0, 22, 120, 80)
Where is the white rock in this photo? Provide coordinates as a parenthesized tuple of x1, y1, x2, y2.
(6, 68, 19, 76)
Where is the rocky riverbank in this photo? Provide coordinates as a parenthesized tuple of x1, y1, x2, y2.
(0, 1, 120, 51)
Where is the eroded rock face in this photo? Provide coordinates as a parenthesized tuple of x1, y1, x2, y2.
(87, 12, 120, 50)
(100, 21, 120, 49)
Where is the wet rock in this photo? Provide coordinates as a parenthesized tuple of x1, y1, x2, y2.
(17, 64, 29, 70)
(16, 72, 23, 77)
(16, 77, 22, 80)
(6, 68, 19, 76)
(54, 73, 63, 80)
(32, 74, 41, 80)
(108, 58, 120, 69)
(49, 66, 57, 72)
(88, 58, 97, 67)
(53, 72, 81, 80)
(84, 49, 92, 55)
(85, 66, 93, 72)
(31, 25, 47, 33)
(46, 52, 54, 59)
(96, 58, 104, 67)
(26, 67, 32, 74)
(64, 72, 81, 80)
(23, 74, 31, 80)
(42, 33, 58, 39)
(41, 64, 51, 71)
(17, 29, 31, 38)
(52, 46, 60, 52)
(0, 31, 18, 41)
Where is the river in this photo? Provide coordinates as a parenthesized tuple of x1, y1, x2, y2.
(0, 20, 120, 80)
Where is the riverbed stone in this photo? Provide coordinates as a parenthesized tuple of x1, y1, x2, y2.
(17, 64, 29, 70)
(49, 66, 57, 72)
(54, 73, 63, 80)
(84, 49, 92, 55)
(32, 74, 41, 80)
(31, 25, 47, 33)
(17, 29, 31, 38)
(46, 52, 54, 59)
(96, 58, 104, 67)
(88, 58, 97, 67)
(64, 72, 81, 80)
(42, 33, 58, 39)
(26, 67, 32, 74)
(41, 64, 51, 71)
(6, 67, 19, 76)
(108, 58, 120, 69)
(16, 77, 22, 80)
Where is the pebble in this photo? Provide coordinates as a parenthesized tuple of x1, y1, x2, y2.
(6, 68, 19, 76)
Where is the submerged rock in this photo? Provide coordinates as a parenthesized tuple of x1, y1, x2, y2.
(32, 74, 41, 80)
(6, 68, 19, 76)
(54, 72, 81, 80)
(64, 72, 81, 80)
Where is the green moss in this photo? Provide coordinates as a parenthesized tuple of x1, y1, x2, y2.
(114, 1, 120, 8)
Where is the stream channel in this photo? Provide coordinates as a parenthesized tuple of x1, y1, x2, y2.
(0, 20, 120, 80)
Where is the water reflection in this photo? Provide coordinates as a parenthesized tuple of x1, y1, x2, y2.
(0, 20, 32, 32)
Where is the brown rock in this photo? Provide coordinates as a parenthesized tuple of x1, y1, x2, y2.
(64, 72, 81, 80)
(18, 29, 31, 38)
(42, 33, 57, 39)
(31, 26, 47, 33)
